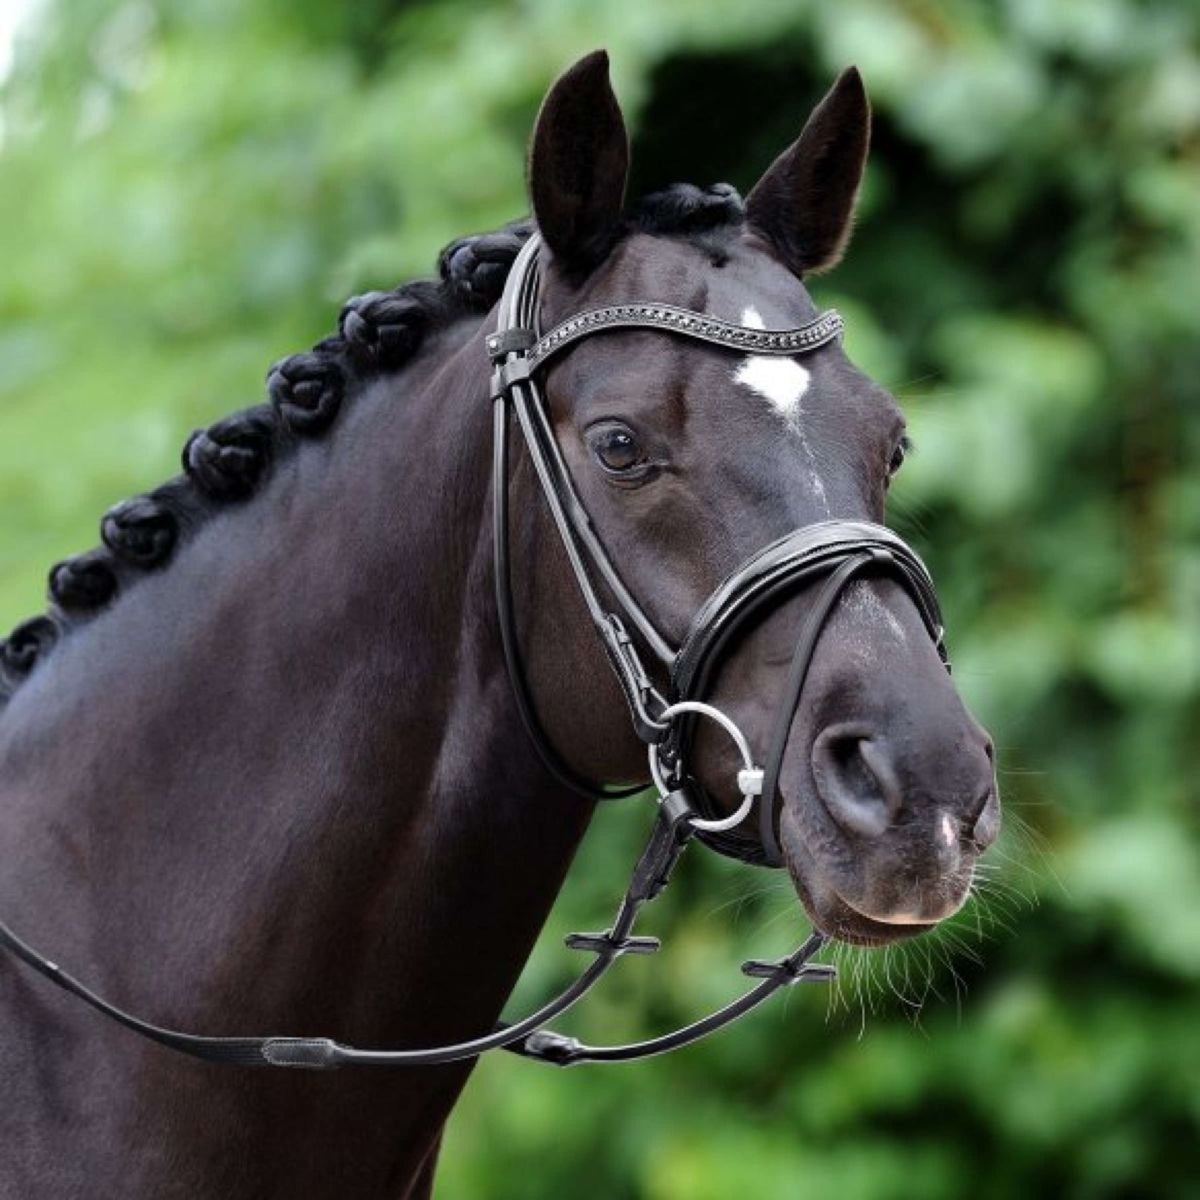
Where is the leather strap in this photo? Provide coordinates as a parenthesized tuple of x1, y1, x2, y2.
(673, 521, 944, 694)
(0, 801, 695, 1069)
(756, 554, 878, 863)
(488, 303, 843, 377)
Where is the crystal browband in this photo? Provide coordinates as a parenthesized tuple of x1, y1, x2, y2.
(487, 305, 844, 376)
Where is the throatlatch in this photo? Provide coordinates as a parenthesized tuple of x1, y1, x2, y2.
(0, 232, 952, 1070)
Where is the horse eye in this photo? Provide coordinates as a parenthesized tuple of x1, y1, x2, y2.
(590, 424, 644, 474)
(887, 436, 911, 479)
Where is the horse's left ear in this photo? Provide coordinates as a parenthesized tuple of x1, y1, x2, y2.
(746, 67, 871, 276)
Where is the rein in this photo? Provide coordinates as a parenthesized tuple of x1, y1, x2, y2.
(0, 233, 948, 1070)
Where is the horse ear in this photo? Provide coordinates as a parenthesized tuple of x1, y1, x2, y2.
(528, 50, 629, 270)
(746, 67, 871, 276)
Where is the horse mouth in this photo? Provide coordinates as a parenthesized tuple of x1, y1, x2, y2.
(792, 877, 937, 947)
(780, 821, 970, 947)
(821, 895, 940, 947)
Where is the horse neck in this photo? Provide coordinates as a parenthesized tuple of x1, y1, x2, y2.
(0, 314, 597, 1051)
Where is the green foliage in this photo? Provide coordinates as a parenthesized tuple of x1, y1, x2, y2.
(1, 0, 1197, 1195)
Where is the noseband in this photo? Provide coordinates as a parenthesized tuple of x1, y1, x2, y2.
(0, 233, 950, 1071)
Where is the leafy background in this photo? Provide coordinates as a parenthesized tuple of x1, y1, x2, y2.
(1, 0, 1197, 1196)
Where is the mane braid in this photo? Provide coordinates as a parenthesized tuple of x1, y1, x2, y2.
(0, 184, 747, 708)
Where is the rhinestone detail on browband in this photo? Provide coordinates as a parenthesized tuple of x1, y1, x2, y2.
(487, 305, 844, 372)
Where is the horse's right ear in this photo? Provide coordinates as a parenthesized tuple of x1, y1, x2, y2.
(529, 50, 629, 271)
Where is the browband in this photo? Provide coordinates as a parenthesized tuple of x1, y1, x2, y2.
(488, 304, 843, 392)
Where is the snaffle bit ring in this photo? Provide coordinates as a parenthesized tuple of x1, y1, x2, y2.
(649, 701, 764, 833)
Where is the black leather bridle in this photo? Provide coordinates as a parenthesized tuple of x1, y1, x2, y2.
(0, 233, 949, 1070)
(488, 235, 947, 867)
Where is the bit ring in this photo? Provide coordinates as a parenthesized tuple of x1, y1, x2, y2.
(649, 701, 763, 833)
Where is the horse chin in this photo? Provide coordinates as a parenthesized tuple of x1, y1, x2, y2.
(779, 820, 950, 948)
(790, 875, 937, 948)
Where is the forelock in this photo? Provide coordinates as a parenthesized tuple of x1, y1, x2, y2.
(624, 183, 746, 238)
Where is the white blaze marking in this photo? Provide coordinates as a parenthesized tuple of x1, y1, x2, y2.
(733, 307, 811, 422)
(732, 306, 829, 514)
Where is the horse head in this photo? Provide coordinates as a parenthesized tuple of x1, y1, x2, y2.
(519, 52, 999, 945)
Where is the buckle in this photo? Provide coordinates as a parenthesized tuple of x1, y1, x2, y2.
(490, 358, 534, 400)
(599, 614, 669, 744)
(485, 328, 537, 363)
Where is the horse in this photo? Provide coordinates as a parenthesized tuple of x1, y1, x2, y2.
(0, 51, 998, 1198)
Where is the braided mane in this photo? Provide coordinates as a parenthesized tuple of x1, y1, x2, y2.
(0, 184, 745, 708)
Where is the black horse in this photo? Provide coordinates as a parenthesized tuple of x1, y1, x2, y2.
(0, 53, 997, 1198)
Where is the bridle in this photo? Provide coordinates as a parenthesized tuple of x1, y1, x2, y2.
(488, 234, 947, 868)
(0, 233, 949, 1070)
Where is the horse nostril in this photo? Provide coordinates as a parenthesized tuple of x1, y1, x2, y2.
(811, 725, 903, 839)
(971, 787, 1001, 851)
